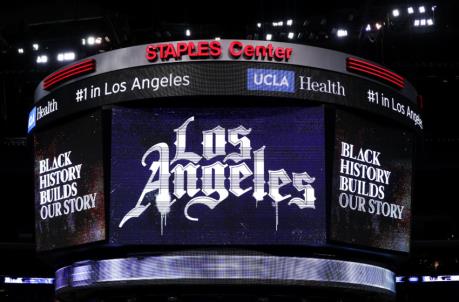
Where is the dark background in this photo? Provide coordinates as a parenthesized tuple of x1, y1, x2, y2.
(0, 0, 458, 301)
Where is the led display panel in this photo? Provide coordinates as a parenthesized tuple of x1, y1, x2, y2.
(34, 111, 105, 251)
(330, 110, 413, 252)
(110, 106, 326, 245)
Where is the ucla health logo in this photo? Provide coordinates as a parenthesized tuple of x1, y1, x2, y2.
(28, 107, 37, 133)
(247, 68, 295, 93)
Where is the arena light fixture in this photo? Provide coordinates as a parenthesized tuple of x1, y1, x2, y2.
(36, 55, 48, 64)
(408, 276, 419, 282)
(266, 33, 272, 40)
(185, 29, 191, 37)
(392, 9, 400, 17)
(419, 6, 426, 13)
(63, 52, 76, 61)
(422, 275, 459, 282)
(82, 36, 103, 46)
(288, 32, 294, 39)
(87, 36, 95, 45)
(336, 29, 348, 37)
(57, 53, 75, 62)
(407, 7, 414, 14)
(4, 277, 54, 285)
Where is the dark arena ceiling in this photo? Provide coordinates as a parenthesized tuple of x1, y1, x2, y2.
(0, 0, 459, 300)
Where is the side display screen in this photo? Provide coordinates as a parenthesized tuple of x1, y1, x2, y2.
(34, 111, 105, 251)
(110, 106, 326, 245)
(330, 110, 413, 252)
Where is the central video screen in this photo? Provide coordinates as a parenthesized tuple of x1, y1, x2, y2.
(109, 106, 327, 245)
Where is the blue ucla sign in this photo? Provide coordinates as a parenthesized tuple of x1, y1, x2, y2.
(28, 107, 36, 133)
(247, 68, 295, 93)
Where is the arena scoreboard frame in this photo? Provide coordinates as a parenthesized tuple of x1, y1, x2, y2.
(29, 39, 421, 297)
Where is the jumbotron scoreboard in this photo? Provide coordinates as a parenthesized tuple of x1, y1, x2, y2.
(29, 40, 421, 298)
